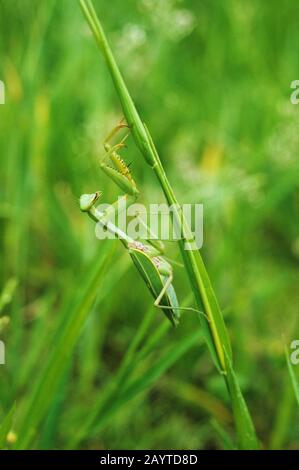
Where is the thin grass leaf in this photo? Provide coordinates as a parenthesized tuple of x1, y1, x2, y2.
(0, 278, 17, 314)
(68, 304, 166, 448)
(269, 377, 295, 449)
(224, 348, 259, 449)
(0, 403, 16, 449)
(89, 329, 203, 439)
(160, 377, 232, 424)
(69, 297, 192, 447)
(210, 419, 236, 450)
(269, 344, 299, 449)
(15, 244, 114, 449)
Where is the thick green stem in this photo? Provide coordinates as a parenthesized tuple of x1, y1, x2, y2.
(79, 0, 228, 374)
(78, 0, 259, 449)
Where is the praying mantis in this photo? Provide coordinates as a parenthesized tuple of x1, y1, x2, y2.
(80, 122, 203, 326)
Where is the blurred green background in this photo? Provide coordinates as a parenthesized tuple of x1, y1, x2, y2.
(0, 0, 298, 450)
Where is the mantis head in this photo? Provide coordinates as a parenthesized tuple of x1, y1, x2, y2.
(79, 191, 102, 212)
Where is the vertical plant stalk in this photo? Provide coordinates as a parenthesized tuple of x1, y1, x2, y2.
(78, 0, 258, 449)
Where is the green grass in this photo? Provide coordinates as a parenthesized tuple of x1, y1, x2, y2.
(77, 0, 257, 448)
(0, 0, 298, 450)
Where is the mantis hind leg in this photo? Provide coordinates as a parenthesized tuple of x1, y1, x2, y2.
(154, 276, 209, 323)
(154, 274, 173, 308)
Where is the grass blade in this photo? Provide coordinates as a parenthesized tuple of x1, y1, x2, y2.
(0, 403, 16, 449)
(15, 244, 113, 449)
(77, 0, 258, 449)
(88, 329, 203, 440)
(224, 349, 259, 449)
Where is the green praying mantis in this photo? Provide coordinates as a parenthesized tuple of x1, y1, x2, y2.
(80, 122, 204, 326)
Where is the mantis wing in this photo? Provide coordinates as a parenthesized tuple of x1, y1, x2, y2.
(129, 249, 180, 326)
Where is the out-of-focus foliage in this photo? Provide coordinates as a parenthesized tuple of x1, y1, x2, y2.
(0, 0, 298, 449)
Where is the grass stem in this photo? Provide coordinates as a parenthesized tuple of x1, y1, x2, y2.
(78, 0, 259, 449)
